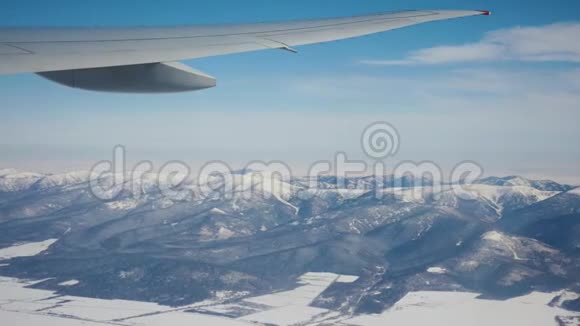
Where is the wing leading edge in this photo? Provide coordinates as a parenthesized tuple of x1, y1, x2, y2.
(0, 10, 490, 92)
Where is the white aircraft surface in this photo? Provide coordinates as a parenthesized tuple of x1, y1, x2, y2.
(0, 10, 490, 93)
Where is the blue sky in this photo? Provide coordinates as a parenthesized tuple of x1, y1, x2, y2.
(1, 0, 579, 182)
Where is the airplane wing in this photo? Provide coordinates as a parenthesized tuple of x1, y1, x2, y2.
(0, 10, 490, 93)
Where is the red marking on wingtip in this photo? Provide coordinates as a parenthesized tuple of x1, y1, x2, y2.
(478, 10, 491, 16)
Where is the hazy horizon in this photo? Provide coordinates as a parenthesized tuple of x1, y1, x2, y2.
(1, 0, 579, 184)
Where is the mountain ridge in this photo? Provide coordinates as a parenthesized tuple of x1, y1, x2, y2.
(0, 169, 578, 314)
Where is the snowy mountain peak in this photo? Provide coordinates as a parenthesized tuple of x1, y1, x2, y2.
(482, 230, 505, 242)
(478, 176, 572, 192)
(569, 187, 580, 196)
(0, 171, 45, 192)
(0, 169, 91, 192)
(33, 171, 90, 190)
(0, 168, 18, 177)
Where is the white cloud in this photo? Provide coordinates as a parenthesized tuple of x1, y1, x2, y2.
(361, 22, 580, 65)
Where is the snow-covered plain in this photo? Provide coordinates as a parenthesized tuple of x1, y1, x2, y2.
(243, 272, 340, 308)
(0, 239, 58, 260)
(336, 274, 360, 283)
(345, 291, 578, 326)
(0, 276, 251, 326)
(239, 273, 341, 325)
(0, 274, 578, 326)
(240, 305, 329, 326)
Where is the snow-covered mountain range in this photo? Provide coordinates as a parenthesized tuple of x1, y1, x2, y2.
(0, 169, 578, 323)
